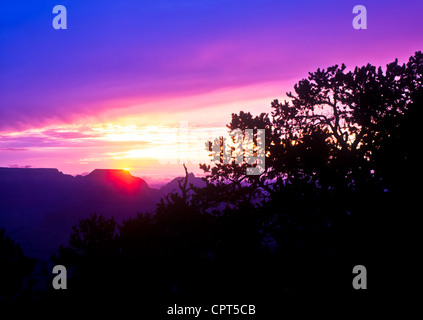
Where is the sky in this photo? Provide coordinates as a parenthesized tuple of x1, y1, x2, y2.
(0, 0, 422, 187)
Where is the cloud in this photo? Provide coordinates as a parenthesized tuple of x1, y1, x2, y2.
(0, 148, 29, 151)
(7, 164, 32, 168)
(0, 125, 154, 150)
(41, 129, 102, 140)
(1, 1, 421, 131)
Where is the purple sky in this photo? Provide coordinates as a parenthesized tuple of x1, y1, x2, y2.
(0, 0, 422, 186)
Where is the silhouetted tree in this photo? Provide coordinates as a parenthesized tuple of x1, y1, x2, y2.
(51, 214, 118, 301)
(0, 228, 37, 300)
(196, 51, 423, 298)
(201, 51, 423, 195)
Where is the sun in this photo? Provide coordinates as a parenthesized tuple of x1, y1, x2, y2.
(122, 168, 130, 172)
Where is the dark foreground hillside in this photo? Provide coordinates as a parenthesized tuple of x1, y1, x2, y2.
(0, 168, 164, 259)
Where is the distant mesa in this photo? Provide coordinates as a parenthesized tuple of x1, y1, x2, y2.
(0, 167, 72, 182)
(80, 169, 149, 191)
(160, 172, 206, 196)
(0, 167, 148, 189)
(0, 167, 202, 190)
(85, 168, 139, 180)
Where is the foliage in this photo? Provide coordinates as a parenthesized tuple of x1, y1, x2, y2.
(0, 228, 37, 300)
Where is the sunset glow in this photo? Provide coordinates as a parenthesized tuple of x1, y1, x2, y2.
(0, 0, 420, 307)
